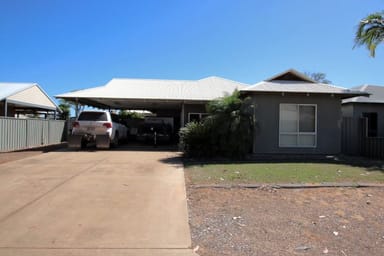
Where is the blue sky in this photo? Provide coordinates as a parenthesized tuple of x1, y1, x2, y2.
(0, 0, 383, 99)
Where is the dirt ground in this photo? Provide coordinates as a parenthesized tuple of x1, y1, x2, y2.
(187, 186, 384, 256)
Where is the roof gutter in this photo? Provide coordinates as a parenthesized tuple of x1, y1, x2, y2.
(240, 90, 369, 99)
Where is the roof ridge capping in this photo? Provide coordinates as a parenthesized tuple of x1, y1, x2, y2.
(198, 76, 250, 87)
(110, 76, 250, 85)
(109, 77, 196, 83)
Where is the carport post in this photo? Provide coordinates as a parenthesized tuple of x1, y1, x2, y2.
(75, 98, 79, 118)
(180, 102, 185, 127)
(4, 98, 7, 117)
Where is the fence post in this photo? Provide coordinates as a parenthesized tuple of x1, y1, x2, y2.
(25, 119, 28, 148)
(359, 118, 367, 156)
(48, 120, 51, 144)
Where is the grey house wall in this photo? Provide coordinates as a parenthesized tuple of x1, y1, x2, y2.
(251, 93, 342, 155)
(183, 103, 207, 124)
(145, 103, 207, 132)
(341, 104, 354, 118)
(342, 103, 384, 137)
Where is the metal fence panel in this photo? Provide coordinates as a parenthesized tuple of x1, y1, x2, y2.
(341, 117, 361, 155)
(26, 119, 44, 147)
(0, 118, 27, 151)
(363, 137, 384, 159)
(0, 117, 65, 152)
(49, 120, 66, 144)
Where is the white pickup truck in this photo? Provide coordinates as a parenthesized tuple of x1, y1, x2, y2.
(69, 110, 127, 149)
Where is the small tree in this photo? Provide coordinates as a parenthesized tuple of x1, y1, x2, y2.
(304, 72, 331, 84)
(57, 99, 85, 119)
(58, 100, 71, 120)
(119, 110, 145, 119)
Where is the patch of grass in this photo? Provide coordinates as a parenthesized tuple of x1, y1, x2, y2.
(186, 162, 384, 184)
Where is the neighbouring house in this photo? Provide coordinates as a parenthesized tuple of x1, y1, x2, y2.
(342, 85, 384, 137)
(0, 82, 61, 118)
(0, 83, 65, 152)
(341, 85, 384, 158)
(240, 69, 367, 155)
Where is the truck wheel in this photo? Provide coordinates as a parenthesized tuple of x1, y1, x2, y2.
(81, 139, 87, 149)
(112, 132, 119, 147)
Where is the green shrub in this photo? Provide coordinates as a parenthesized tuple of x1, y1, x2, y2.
(179, 91, 253, 158)
(179, 122, 212, 157)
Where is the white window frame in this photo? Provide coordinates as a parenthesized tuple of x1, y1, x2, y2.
(188, 112, 208, 123)
(279, 104, 317, 148)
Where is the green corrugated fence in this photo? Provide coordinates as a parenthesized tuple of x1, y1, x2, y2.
(0, 117, 66, 152)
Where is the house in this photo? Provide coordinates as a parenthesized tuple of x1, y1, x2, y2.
(342, 85, 384, 137)
(0, 83, 61, 118)
(240, 69, 367, 155)
(56, 70, 367, 155)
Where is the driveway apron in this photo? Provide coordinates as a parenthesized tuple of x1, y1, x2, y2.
(0, 150, 197, 256)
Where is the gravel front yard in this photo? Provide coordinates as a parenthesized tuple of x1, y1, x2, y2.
(187, 186, 384, 256)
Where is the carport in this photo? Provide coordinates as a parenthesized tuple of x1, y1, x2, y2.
(55, 76, 248, 130)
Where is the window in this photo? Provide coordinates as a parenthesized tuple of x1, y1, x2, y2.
(279, 104, 317, 147)
(78, 111, 108, 121)
(362, 112, 378, 137)
(188, 113, 208, 123)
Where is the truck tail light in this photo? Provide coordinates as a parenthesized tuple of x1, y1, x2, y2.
(103, 122, 112, 128)
(72, 121, 79, 128)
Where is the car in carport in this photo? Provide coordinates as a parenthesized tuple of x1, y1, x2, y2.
(136, 123, 172, 145)
(70, 110, 128, 149)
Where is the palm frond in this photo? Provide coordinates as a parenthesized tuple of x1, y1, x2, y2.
(354, 12, 384, 57)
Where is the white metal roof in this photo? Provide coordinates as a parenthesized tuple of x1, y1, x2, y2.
(241, 80, 362, 94)
(55, 76, 248, 109)
(0, 83, 35, 100)
(240, 69, 368, 99)
(342, 85, 384, 104)
(0, 82, 60, 111)
(56, 76, 247, 101)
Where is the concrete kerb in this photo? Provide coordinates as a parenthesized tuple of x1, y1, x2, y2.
(190, 183, 384, 189)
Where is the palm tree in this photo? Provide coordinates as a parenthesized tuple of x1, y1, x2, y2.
(355, 12, 384, 57)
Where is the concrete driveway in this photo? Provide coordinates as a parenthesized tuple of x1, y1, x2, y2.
(0, 149, 197, 256)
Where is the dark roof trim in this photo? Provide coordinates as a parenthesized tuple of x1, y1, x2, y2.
(265, 69, 316, 83)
